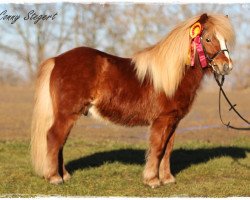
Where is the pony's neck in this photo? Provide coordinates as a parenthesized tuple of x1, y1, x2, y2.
(177, 56, 207, 97)
(191, 55, 209, 88)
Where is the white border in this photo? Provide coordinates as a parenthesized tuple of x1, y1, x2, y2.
(1, 0, 250, 4)
(0, 1, 249, 199)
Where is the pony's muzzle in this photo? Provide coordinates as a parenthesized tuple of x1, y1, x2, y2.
(223, 63, 229, 71)
(222, 61, 233, 75)
(213, 60, 232, 75)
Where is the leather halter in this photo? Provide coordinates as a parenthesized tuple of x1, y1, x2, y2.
(200, 36, 230, 71)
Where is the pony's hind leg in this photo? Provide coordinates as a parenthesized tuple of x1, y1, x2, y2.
(45, 114, 77, 184)
(143, 114, 178, 188)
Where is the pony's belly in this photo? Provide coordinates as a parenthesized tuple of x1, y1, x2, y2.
(88, 105, 149, 127)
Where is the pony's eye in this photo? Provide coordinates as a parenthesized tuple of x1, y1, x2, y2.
(206, 38, 211, 42)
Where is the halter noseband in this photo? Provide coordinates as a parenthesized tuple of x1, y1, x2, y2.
(206, 49, 230, 62)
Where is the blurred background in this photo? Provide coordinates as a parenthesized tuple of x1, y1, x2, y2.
(0, 3, 249, 196)
(0, 3, 249, 89)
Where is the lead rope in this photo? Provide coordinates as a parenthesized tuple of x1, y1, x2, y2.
(214, 72, 250, 131)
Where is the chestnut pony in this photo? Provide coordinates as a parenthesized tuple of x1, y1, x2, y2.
(31, 13, 235, 188)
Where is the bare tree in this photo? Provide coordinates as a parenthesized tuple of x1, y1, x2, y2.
(0, 3, 249, 89)
(0, 3, 73, 81)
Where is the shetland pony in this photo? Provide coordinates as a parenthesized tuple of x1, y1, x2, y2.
(31, 13, 235, 188)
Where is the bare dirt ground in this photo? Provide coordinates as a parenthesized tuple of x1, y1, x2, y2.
(0, 85, 249, 144)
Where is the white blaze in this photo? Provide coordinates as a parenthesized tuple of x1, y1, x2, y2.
(216, 33, 232, 69)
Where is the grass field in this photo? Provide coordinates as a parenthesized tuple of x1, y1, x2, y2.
(0, 85, 249, 197)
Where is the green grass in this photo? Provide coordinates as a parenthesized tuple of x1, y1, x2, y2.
(0, 86, 250, 197)
(0, 138, 249, 197)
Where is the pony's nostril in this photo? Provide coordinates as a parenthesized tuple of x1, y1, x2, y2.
(223, 63, 229, 71)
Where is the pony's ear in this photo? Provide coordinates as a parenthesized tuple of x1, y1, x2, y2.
(198, 13, 209, 25)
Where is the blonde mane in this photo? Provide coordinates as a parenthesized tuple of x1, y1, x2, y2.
(132, 14, 235, 97)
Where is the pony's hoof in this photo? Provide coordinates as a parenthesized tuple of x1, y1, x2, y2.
(63, 172, 71, 182)
(161, 174, 176, 185)
(144, 177, 161, 188)
(49, 175, 63, 185)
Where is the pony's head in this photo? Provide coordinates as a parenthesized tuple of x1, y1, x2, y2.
(133, 13, 235, 97)
(194, 13, 235, 75)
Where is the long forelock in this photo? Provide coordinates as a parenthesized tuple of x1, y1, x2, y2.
(207, 15, 235, 49)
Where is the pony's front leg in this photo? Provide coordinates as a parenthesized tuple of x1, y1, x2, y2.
(59, 148, 71, 182)
(143, 115, 178, 188)
(159, 132, 176, 185)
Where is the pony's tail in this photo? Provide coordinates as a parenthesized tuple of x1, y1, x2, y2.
(30, 58, 55, 177)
